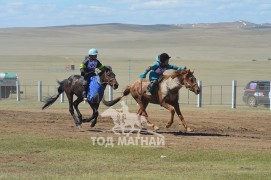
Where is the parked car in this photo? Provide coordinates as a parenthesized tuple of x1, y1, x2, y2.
(243, 81, 270, 107)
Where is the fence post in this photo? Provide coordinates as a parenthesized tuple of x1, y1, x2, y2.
(38, 80, 42, 102)
(16, 80, 20, 101)
(232, 80, 237, 108)
(109, 86, 113, 101)
(269, 81, 271, 111)
(0, 81, 1, 101)
(60, 93, 64, 103)
(128, 60, 131, 84)
(197, 80, 202, 108)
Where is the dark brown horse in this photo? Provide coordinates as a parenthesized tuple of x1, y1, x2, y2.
(42, 66, 118, 128)
(103, 69, 200, 132)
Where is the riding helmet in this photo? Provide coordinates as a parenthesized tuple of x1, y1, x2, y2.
(88, 48, 98, 56)
(158, 53, 171, 63)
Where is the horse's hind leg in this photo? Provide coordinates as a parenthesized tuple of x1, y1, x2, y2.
(136, 100, 159, 131)
(73, 97, 83, 124)
(83, 103, 100, 127)
(172, 102, 192, 132)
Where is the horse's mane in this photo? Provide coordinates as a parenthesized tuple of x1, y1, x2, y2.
(162, 69, 189, 81)
(98, 66, 112, 76)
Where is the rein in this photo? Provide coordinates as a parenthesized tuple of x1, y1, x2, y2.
(100, 78, 116, 85)
(99, 70, 116, 85)
(174, 71, 197, 91)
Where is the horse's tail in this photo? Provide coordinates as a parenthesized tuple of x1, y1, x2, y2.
(102, 85, 131, 106)
(42, 79, 66, 110)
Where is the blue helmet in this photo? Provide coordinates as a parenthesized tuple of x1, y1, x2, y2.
(88, 48, 98, 55)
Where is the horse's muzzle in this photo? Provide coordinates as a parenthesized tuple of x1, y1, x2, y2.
(113, 83, 119, 90)
(193, 87, 201, 95)
(190, 84, 200, 95)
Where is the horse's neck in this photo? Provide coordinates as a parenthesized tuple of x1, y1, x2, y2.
(161, 76, 182, 91)
(99, 73, 107, 88)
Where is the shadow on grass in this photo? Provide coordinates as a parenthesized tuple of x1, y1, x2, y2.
(84, 128, 229, 137)
(160, 131, 230, 137)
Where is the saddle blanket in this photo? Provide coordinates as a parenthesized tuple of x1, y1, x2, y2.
(87, 76, 105, 103)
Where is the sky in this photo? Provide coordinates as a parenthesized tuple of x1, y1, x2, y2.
(0, 0, 271, 28)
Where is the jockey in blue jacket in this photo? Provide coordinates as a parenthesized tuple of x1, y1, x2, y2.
(80, 48, 105, 101)
(139, 53, 186, 95)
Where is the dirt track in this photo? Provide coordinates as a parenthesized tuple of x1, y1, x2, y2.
(1, 108, 271, 151)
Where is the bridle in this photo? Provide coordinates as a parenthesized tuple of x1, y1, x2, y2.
(179, 72, 198, 92)
(100, 70, 116, 86)
(100, 77, 116, 85)
(184, 81, 198, 92)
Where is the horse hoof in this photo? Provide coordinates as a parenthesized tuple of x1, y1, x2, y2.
(186, 127, 193, 132)
(153, 126, 160, 132)
(166, 124, 172, 128)
(90, 122, 96, 128)
(77, 125, 82, 129)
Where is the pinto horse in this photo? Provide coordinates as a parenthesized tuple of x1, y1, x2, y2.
(103, 69, 200, 132)
(42, 66, 118, 128)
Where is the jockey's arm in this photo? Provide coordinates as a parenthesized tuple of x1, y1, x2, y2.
(166, 64, 178, 70)
(80, 60, 88, 76)
(96, 60, 106, 71)
(167, 64, 187, 70)
(139, 63, 159, 78)
(144, 63, 159, 75)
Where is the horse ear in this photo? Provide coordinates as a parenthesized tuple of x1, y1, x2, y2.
(188, 69, 190, 73)
(105, 65, 112, 71)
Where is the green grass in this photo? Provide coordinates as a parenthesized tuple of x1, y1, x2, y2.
(0, 133, 270, 179)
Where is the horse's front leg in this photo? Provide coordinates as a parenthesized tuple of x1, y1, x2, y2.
(73, 97, 83, 125)
(160, 101, 175, 128)
(89, 103, 100, 127)
(172, 102, 192, 132)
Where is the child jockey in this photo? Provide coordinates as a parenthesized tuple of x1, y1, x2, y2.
(139, 53, 186, 95)
(80, 48, 105, 102)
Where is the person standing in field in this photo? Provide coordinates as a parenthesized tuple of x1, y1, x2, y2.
(80, 48, 105, 102)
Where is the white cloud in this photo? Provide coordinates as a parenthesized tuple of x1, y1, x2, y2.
(130, 0, 183, 9)
(217, 2, 244, 10)
(76, 4, 112, 14)
(259, 3, 271, 10)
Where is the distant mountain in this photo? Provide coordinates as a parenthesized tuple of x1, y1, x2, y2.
(173, 21, 271, 29)
(3, 21, 270, 31)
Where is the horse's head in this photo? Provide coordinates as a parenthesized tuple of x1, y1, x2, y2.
(176, 69, 201, 94)
(99, 66, 119, 90)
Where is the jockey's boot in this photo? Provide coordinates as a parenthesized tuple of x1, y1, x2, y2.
(146, 80, 157, 95)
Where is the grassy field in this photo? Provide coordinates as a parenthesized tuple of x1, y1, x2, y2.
(1, 133, 270, 179)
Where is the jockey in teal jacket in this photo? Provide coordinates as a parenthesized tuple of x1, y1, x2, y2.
(139, 53, 186, 95)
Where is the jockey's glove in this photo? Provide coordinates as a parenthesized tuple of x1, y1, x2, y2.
(177, 66, 186, 70)
(139, 74, 146, 79)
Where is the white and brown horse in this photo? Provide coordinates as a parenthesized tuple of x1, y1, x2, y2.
(103, 69, 200, 132)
